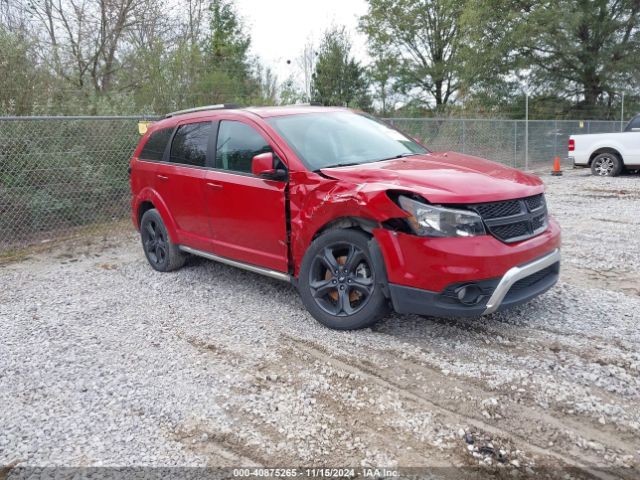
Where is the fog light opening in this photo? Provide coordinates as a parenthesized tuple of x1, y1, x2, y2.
(455, 284, 483, 305)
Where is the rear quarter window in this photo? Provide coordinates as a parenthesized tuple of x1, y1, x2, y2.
(140, 128, 173, 161)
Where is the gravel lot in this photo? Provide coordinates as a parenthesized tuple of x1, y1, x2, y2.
(1, 169, 639, 478)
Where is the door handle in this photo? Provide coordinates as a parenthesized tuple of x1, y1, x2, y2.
(206, 182, 224, 190)
(157, 174, 169, 181)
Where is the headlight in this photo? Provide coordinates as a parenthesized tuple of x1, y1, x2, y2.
(398, 195, 486, 238)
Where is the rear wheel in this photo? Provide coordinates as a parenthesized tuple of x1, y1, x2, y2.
(591, 153, 622, 177)
(298, 229, 389, 330)
(140, 209, 185, 272)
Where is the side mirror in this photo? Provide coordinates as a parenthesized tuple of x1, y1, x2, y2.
(251, 152, 287, 181)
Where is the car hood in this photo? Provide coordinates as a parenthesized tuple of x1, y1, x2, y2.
(320, 152, 544, 204)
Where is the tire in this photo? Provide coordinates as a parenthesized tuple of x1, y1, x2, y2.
(591, 152, 623, 177)
(140, 208, 185, 272)
(298, 229, 390, 330)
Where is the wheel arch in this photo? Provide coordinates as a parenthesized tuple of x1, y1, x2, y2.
(311, 216, 379, 240)
(137, 201, 155, 227)
(134, 188, 179, 242)
(589, 147, 624, 165)
(296, 216, 389, 295)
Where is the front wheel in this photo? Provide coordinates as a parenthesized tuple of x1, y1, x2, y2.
(591, 153, 622, 177)
(298, 229, 389, 330)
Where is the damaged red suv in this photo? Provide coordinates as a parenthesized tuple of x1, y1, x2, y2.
(130, 105, 560, 330)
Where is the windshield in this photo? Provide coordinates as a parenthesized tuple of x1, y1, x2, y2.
(266, 112, 428, 171)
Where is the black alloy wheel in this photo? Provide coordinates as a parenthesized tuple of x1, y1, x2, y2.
(309, 242, 374, 317)
(142, 218, 168, 267)
(298, 229, 389, 330)
(140, 208, 185, 272)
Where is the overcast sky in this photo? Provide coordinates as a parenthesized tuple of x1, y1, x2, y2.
(234, 0, 370, 81)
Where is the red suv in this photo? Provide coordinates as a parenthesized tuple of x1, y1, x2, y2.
(130, 105, 561, 330)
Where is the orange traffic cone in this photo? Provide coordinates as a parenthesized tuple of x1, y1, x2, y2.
(551, 156, 563, 176)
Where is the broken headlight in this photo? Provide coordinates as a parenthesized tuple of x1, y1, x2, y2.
(398, 195, 486, 238)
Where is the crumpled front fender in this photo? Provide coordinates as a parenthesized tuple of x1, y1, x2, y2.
(288, 171, 407, 276)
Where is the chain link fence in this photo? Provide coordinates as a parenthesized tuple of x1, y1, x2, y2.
(0, 116, 621, 253)
(388, 118, 621, 170)
(0, 116, 157, 253)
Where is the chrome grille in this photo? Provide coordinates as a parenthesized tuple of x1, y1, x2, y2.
(470, 194, 548, 243)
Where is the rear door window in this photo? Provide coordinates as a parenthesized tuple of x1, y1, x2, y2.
(169, 122, 213, 167)
(140, 128, 173, 161)
(216, 121, 271, 173)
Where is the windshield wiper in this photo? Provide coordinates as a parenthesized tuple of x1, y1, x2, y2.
(314, 162, 361, 172)
(375, 153, 420, 162)
(315, 154, 420, 172)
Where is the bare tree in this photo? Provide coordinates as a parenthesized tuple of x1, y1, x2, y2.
(296, 39, 316, 101)
(29, 0, 149, 93)
(1, 0, 31, 31)
(185, 0, 207, 47)
(126, 0, 171, 50)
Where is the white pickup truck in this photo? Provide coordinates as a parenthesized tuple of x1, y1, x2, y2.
(569, 114, 640, 176)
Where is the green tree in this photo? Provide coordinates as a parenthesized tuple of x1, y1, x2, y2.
(457, 0, 522, 111)
(311, 27, 371, 109)
(194, 0, 275, 105)
(521, 0, 640, 114)
(360, 0, 465, 110)
(128, 39, 205, 113)
(206, 0, 250, 77)
(0, 27, 49, 115)
(279, 75, 306, 105)
(461, 0, 640, 118)
(367, 50, 400, 115)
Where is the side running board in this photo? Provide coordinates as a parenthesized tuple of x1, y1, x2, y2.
(178, 245, 291, 283)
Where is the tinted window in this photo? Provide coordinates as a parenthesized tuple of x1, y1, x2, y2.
(140, 128, 172, 161)
(169, 122, 212, 167)
(216, 121, 271, 173)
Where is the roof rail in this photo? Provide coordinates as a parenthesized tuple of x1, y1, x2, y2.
(284, 102, 323, 107)
(165, 104, 243, 118)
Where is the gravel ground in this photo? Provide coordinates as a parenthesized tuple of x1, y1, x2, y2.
(1, 169, 639, 478)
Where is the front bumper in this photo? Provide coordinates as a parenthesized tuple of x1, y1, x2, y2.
(373, 217, 561, 293)
(388, 249, 560, 317)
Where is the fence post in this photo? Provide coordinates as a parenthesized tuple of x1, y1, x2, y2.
(621, 92, 625, 132)
(462, 119, 466, 153)
(514, 121, 517, 168)
(553, 119, 558, 159)
(525, 94, 529, 171)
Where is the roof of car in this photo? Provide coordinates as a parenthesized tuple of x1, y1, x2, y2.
(146, 105, 351, 133)
(244, 105, 348, 118)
